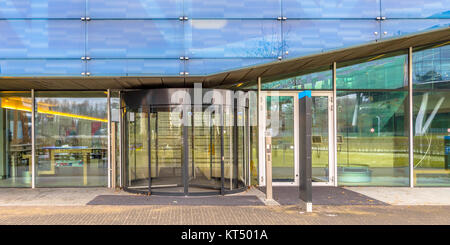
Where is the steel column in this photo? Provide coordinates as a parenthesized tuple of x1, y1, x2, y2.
(408, 47, 414, 188)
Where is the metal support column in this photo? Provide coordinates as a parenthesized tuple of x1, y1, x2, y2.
(148, 108, 152, 194)
(118, 91, 123, 187)
(233, 101, 238, 188)
(408, 47, 414, 188)
(332, 62, 338, 187)
(107, 89, 111, 188)
(31, 89, 36, 189)
(210, 112, 213, 179)
(183, 109, 189, 196)
(220, 106, 225, 195)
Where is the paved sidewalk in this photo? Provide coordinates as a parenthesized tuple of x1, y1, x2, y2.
(0, 205, 449, 225)
(0, 187, 449, 225)
(345, 187, 450, 205)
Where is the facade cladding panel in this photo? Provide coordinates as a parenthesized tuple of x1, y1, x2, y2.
(0, 0, 448, 76)
(0, 0, 449, 189)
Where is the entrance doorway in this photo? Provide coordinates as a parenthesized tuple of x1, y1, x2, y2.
(122, 89, 249, 195)
(259, 91, 335, 186)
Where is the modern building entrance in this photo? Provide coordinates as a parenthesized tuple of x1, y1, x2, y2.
(122, 89, 250, 195)
(259, 91, 335, 187)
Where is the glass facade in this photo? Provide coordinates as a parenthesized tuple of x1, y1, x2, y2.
(35, 92, 108, 187)
(0, 92, 32, 187)
(1, 0, 449, 77)
(413, 44, 450, 186)
(0, 1, 449, 190)
(259, 42, 450, 187)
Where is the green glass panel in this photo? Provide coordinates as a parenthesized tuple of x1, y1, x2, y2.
(262, 69, 332, 90)
(337, 54, 408, 89)
(336, 91, 409, 186)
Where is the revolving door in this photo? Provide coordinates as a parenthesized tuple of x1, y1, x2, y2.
(123, 89, 249, 195)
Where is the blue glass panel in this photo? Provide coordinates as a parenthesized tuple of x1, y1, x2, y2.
(0, 0, 85, 18)
(381, 0, 450, 18)
(381, 19, 450, 39)
(282, 0, 380, 18)
(88, 59, 182, 76)
(87, 0, 182, 18)
(186, 20, 281, 58)
(186, 58, 275, 75)
(87, 20, 183, 58)
(0, 59, 84, 76)
(0, 20, 85, 58)
(185, 0, 281, 18)
(283, 20, 379, 58)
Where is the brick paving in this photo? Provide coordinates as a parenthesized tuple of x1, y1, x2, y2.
(0, 205, 449, 225)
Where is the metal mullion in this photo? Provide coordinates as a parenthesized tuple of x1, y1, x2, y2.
(233, 102, 238, 189)
(183, 107, 189, 196)
(31, 89, 35, 189)
(333, 62, 338, 187)
(148, 107, 152, 194)
(220, 105, 225, 195)
(408, 47, 414, 188)
(119, 91, 123, 187)
(107, 89, 111, 188)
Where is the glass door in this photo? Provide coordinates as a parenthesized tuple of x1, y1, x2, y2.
(260, 91, 335, 186)
(260, 92, 299, 186)
(311, 93, 334, 186)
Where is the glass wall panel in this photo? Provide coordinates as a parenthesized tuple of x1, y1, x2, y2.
(336, 91, 409, 186)
(311, 96, 330, 183)
(266, 96, 295, 182)
(87, 0, 182, 19)
(381, 20, 450, 39)
(185, 0, 281, 18)
(261, 67, 332, 90)
(35, 91, 108, 187)
(0, 0, 85, 18)
(413, 43, 450, 186)
(0, 20, 85, 58)
(88, 20, 183, 58)
(126, 108, 149, 190)
(0, 92, 32, 187)
(283, 20, 380, 58)
(381, 0, 450, 18)
(249, 91, 258, 185)
(223, 105, 235, 189)
(336, 53, 408, 89)
(88, 59, 183, 76)
(413, 43, 450, 90)
(186, 20, 281, 58)
(189, 107, 222, 191)
(413, 91, 450, 186)
(282, 0, 380, 18)
(0, 59, 84, 77)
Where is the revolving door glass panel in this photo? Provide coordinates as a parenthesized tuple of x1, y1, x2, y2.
(150, 107, 183, 193)
(124, 93, 249, 195)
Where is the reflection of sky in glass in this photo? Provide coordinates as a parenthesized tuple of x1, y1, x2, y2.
(0, 0, 449, 76)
